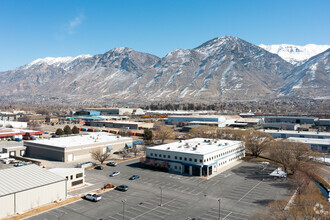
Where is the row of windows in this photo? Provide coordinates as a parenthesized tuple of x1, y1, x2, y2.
(149, 153, 203, 163)
(204, 147, 244, 162)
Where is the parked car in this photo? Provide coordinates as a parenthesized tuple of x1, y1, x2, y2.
(110, 171, 120, 177)
(14, 162, 26, 167)
(115, 185, 128, 191)
(84, 193, 102, 202)
(107, 162, 118, 166)
(94, 166, 104, 170)
(129, 175, 140, 180)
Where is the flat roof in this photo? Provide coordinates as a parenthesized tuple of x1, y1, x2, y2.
(260, 129, 330, 137)
(0, 164, 65, 196)
(168, 115, 222, 119)
(286, 137, 330, 145)
(49, 168, 83, 175)
(148, 138, 242, 155)
(25, 133, 132, 148)
(263, 116, 317, 120)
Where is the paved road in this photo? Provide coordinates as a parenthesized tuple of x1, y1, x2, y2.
(28, 159, 290, 220)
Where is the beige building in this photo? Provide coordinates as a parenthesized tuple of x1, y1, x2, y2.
(0, 165, 66, 219)
(49, 168, 85, 190)
(24, 133, 133, 162)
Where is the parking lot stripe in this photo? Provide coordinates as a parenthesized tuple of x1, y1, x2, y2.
(222, 211, 232, 219)
(132, 199, 176, 219)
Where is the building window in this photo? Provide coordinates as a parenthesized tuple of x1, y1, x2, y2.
(66, 176, 68, 180)
(72, 179, 83, 187)
(189, 158, 192, 161)
(150, 153, 153, 156)
(175, 166, 177, 169)
(168, 155, 171, 158)
(180, 157, 182, 160)
(175, 156, 177, 159)
(76, 173, 83, 178)
(194, 159, 197, 162)
(70, 175, 73, 180)
(155, 154, 157, 157)
(163, 155, 166, 158)
(184, 158, 187, 161)
(159, 154, 162, 157)
(200, 159, 202, 163)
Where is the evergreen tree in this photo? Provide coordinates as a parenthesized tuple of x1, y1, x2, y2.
(72, 126, 80, 134)
(63, 125, 72, 135)
(143, 129, 153, 142)
(55, 128, 64, 136)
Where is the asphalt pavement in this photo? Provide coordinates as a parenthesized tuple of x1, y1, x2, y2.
(28, 159, 291, 220)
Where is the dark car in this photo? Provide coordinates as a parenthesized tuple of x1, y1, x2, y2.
(129, 175, 140, 180)
(106, 162, 118, 166)
(94, 166, 104, 170)
(115, 185, 128, 191)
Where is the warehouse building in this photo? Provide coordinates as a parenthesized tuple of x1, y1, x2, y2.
(261, 129, 330, 139)
(263, 116, 317, 124)
(262, 122, 300, 131)
(0, 165, 66, 218)
(168, 115, 241, 127)
(286, 138, 330, 152)
(145, 138, 245, 177)
(80, 108, 145, 116)
(49, 168, 85, 190)
(85, 121, 154, 130)
(24, 133, 133, 162)
(0, 128, 44, 141)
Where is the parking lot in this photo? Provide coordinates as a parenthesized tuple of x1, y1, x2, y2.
(28, 159, 291, 220)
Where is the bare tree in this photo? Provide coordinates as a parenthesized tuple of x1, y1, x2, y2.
(122, 148, 130, 159)
(242, 129, 273, 157)
(154, 122, 175, 144)
(90, 149, 111, 164)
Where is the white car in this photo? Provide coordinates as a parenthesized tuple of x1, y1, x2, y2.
(110, 171, 120, 177)
(84, 193, 102, 202)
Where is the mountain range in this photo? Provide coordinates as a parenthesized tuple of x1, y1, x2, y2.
(0, 36, 329, 104)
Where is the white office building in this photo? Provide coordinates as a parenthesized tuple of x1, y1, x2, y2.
(145, 138, 245, 177)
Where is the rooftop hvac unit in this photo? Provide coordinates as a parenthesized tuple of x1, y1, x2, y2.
(198, 143, 201, 145)
(117, 136, 120, 138)
(225, 143, 228, 145)
(167, 147, 171, 150)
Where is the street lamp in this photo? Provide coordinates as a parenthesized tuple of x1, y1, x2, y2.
(159, 186, 163, 206)
(122, 199, 126, 220)
(218, 198, 221, 220)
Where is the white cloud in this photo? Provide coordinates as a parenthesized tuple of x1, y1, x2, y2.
(67, 12, 85, 35)
(55, 12, 85, 41)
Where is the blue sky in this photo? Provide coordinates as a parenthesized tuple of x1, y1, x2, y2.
(0, 0, 329, 71)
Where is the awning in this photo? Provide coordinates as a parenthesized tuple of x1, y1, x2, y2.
(125, 143, 132, 148)
(107, 146, 113, 151)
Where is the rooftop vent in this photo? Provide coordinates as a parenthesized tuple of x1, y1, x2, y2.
(167, 147, 171, 150)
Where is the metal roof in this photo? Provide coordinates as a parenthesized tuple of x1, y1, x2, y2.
(0, 164, 65, 197)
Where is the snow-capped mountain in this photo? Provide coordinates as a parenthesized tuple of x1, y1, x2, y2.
(0, 36, 328, 104)
(278, 48, 330, 98)
(259, 44, 330, 65)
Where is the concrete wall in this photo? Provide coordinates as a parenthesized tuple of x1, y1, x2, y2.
(25, 142, 65, 161)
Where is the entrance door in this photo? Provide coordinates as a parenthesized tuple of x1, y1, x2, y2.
(208, 166, 213, 176)
(184, 165, 190, 174)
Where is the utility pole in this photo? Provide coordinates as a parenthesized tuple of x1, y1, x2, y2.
(159, 186, 163, 206)
(218, 198, 221, 220)
(122, 199, 126, 220)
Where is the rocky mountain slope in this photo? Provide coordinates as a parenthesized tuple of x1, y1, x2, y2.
(278, 48, 330, 99)
(0, 36, 328, 104)
(259, 44, 330, 65)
